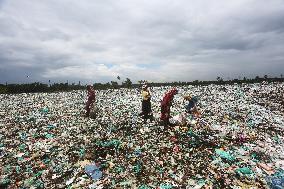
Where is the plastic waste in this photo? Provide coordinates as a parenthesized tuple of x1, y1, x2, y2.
(84, 164, 103, 181)
(236, 167, 254, 175)
(0, 83, 284, 188)
(215, 149, 235, 161)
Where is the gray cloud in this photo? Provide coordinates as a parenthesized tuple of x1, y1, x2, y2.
(0, 0, 284, 84)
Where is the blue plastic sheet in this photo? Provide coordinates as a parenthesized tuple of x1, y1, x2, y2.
(266, 170, 284, 189)
(84, 164, 102, 181)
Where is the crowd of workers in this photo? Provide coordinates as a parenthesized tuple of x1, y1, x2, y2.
(85, 83, 199, 126)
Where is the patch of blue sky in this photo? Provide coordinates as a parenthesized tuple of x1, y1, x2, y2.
(137, 63, 160, 69)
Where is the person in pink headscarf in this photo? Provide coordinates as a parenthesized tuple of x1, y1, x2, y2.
(85, 85, 96, 117)
(160, 88, 178, 126)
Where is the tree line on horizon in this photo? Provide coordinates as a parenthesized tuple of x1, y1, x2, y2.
(0, 75, 283, 94)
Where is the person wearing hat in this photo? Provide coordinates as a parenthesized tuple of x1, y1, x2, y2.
(85, 85, 96, 117)
(160, 88, 178, 126)
(141, 84, 153, 123)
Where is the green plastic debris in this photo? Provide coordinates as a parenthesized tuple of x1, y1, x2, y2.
(187, 130, 196, 137)
(25, 165, 33, 173)
(47, 124, 55, 129)
(43, 158, 51, 164)
(0, 178, 11, 186)
(16, 166, 21, 174)
(79, 148, 85, 158)
(3, 165, 11, 174)
(236, 167, 254, 175)
(160, 184, 173, 189)
(96, 139, 121, 149)
(114, 166, 125, 173)
(111, 180, 116, 186)
(158, 167, 164, 174)
(138, 184, 151, 189)
(119, 181, 132, 186)
(34, 180, 44, 188)
(197, 179, 206, 188)
(20, 132, 27, 140)
(41, 107, 49, 113)
(53, 165, 63, 173)
(24, 177, 35, 187)
(100, 162, 109, 169)
(28, 117, 36, 122)
(19, 144, 26, 151)
(45, 133, 54, 139)
(250, 152, 260, 162)
(35, 171, 43, 178)
(133, 163, 142, 174)
(198, 179, 206, 185)
(273, 169, 284, 177)
(273, 136, 281, 144)
(33, 133, 40, 138)
(169, 173, 176, 179)
(215, 149, 235, 161)
(134, 148, 142, 156)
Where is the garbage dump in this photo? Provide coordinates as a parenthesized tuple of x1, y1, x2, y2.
(0, 82, 283, 188)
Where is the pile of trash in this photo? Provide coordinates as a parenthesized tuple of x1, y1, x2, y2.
(0, 82, 284, 188)
(249, 82, 284, 115)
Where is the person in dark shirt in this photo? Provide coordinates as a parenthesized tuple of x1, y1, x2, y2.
(141, 84, 153, 123)
(184, 95, 198, 114)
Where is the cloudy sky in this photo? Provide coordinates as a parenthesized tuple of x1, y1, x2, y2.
(0, 0, 284, 84)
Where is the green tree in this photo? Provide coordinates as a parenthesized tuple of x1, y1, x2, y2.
(255, 76, 260, 81)
(216, 76, 223, 82)
(111, 81, 119, 89)
(122, 78, 132, 88)
(264, 75, 268, 80)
